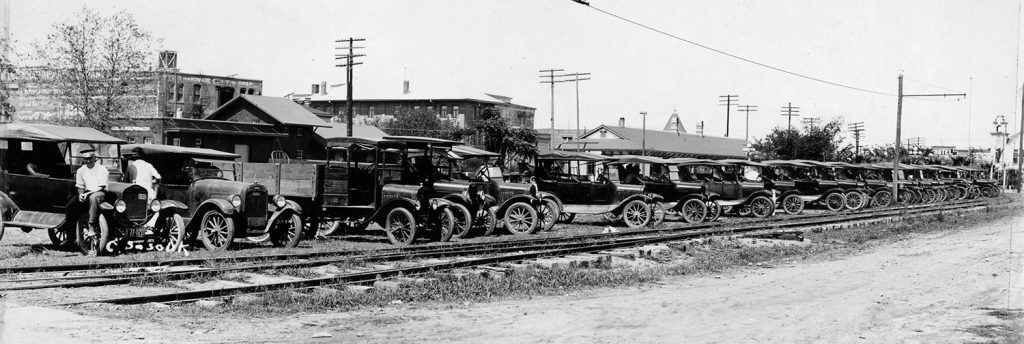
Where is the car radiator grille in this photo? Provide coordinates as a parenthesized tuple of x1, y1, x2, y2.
(123, 188, 149, 222)
(245, 191, 268, 228)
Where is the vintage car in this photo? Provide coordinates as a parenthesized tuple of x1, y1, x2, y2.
(870, 162, 936, 204)
(719, 159, 805, 215)
(811, 161, 874, 210)
(535, 151, 663, 228)
(669, 159, 776, 219)
(0, 124, 184, 255)
(449, 145, 553, 235)
(122, 144, 304, 250)
(850, 163, 895, 207)
(316, 137, 463, 245)
(956, 166, 1002, 198)
(608, 155, 709, 223)
(929, 165, 983, 199)
(762, 160, 847, 212)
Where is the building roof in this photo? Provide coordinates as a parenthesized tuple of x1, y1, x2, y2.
(123, 143, 241, 159)
(163, 118, 287, 137)
(208, 95, 330, 127)
(313, 123, 388, 144)
(0, 123, 125, 143)
(562, 124, 746, 159)
(297, 89, 535, 110)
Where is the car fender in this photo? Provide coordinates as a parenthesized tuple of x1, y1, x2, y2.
(495, 194, 541, 218)
(0, 191, 19, 221)
(779, 190, 802, 199)
(157, 199, 188, 213)
(744, 190, 776, 204)
(197, 199, 237, 216)
(264, 205, 303, 233)
(823, 187, 847, 196)
(443, 193, 472, 207)
(614, 194, 657, 212)
(269, 199, 303, 215)
(705, 192, 722, 202)
(537, 191, 563, 210)
(373, 197, 420, 224)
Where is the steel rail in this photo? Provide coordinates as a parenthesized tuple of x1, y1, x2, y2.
(54, 200, 997, 306)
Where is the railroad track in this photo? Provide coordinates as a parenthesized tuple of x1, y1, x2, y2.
(0, 199, 998, 292)
(46, 198, 1003, 306)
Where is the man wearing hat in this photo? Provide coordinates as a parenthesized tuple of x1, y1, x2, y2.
(76, 149, 108, 238)
(126, 147, 161, 201)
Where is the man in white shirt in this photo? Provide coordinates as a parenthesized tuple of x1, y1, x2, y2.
(76, 149, 109, 238)
(126, 147, 161, 200)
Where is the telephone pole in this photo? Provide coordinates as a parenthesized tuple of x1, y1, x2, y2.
(801, 117, 821, 127)
(540, 68, 568, 151)
(1018, 81, 1023, 192)
(848, 122, 864, 161)
(737, 105, 758, 142)
(562, 72, 591, 139)
(640, 111, 647, 156)
(892, 74, 966, 201)
(335, 37, 365, 137)
(696, 121, 705, 137)
(719, 95, 739, 137)
(780, 102, 800, 131)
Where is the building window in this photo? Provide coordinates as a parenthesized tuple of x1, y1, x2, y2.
(441, 106, 449, 118)
(195, 139, 203, 147)
(167, 83, 175, 100)
(143, 137, 153, 144)
(240, 88, 247, 96)
(175, 83, 184, 102)
(128, 137, 137, 143)
(562, 135, 573, 143)
(414, 105, 421, 111)
(172, 138, 181, 146)
(296, 150, 304, 159)
(249, 88, 256, 95)
(192, 84, 202, 103)
(369, 106, 375, 116)
(599, 129, 607, 138)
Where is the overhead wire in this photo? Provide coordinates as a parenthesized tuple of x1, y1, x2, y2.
(574, 2, 896, 97)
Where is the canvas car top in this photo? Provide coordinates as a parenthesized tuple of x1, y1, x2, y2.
(0, 123, 125, 144)
(537, 150, 608, 161)
(122, 144, 241, 160)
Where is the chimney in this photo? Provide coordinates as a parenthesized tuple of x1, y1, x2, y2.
(311, 83, 320, 95)
(403, 80, 410, 95)
(618, 117, 625, 127)
(320, 81, 327, 95)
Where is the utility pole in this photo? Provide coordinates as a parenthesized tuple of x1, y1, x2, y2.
(696, 121, 705, 137)
(640, 111, 647, 156)
(719, 95, 739, 137)
(801, 117, 821, 127)
(892, 74, 966, 201)
(993, 115, 1009, 188)
(1019, 81, 1024, 193)
(562, 72, 591, 139)
(780, 102, 800, 131)
(335, 37, 365, 137)
(540, 68, 568, 151)
(848, 122, 865, 161)
(737, 105, 758, 142)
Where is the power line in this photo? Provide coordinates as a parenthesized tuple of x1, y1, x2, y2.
(540, 68, 570, 151)
(849, 122, 865, 161)
(335, 37, 365, 137)
(780, 102, 800, 131)
(571, 2, 894, 97)
(737, 105, 758, 142)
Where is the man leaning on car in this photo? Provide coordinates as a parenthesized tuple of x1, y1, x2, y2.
(76, 149, 108, 238)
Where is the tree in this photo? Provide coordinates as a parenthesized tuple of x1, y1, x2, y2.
(475, 108, 538, 168)
(750, 118, 852, 161)
(0, 37, 15, 122)
(370, 110, 472, 141)
(29, 7, 157, 132)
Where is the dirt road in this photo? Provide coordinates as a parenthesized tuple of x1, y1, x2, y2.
(4, 208, 1022, 343)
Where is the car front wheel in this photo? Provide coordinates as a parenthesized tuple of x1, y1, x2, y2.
(199, 210, 235, 251)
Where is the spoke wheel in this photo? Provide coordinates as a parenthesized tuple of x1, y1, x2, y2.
(844, 192, 865, 210)
(270, 213, 303, 248)
(602, 212, 621, 223)
(706, 200, 722, 222)
(538, 199, 561, 232)
(503, 202, 538, 235)
(679, 199, 707, 224)
(199, 211, 235, 251)
(781, 194, 804, 215)
(385, 207, 417, 246)
(48, 224, 73, 247)
(621, 200, 651, 228)
(316, 220, 342, 237)
(825, 193, 846, 212)
(449, 203, 473, 240)
(76, 214, 109, 256)
(650, 202, 666, 226)
(433, 207, 455, 242)
(164, 214, 186, 252)
(558, 210, 575, 223)
(872, 190, 893, 208)
(0, 211, 4, 243)
(477, 208, 498, 236)
(749, 196, 775, 218)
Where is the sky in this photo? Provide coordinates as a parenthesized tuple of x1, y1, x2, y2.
(6, 0, 1023, 149)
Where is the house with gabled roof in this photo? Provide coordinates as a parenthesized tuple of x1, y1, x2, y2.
(559, 122, 746, 159)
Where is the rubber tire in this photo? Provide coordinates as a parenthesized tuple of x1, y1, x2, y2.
(503, 202, 539, 235)
(432, 207, 455, 242)
(538, 199, 561, 232)
(316, 220, 342, 237)
(825, 193, 846, 212)
(781, 194, 804, 215)
(679, 199, 707, 224)
(650, 202, 666, 226)
(872, 190, 893, 208)
(48, 224, 73, 247)
(478, 208, 498, 236)
(0, 210, 5, 243)
(76, 214, 109, 256)
(384, 207, 417, 246)
(199, 210, 235, 251)
(558, 211, 575, 224)
(844, 191, 866, 210)
(270, 213, 303, 248)
(621, 200, 652, 228)
(749, 196, 775, 219)
(449, 203, 473, 240)
(164, 213, 187, 252)
(706, 200, 722, 222)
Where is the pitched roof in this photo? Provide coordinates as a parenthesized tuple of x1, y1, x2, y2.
(208, 95, 329, 127)
(0, 123, 125, 143)
(313, 123, 388, 144)
(299, 89, 535, 110)
(564, 125, 745, 159)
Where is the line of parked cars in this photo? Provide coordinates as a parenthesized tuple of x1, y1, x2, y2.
(0, 123, 1004, 252)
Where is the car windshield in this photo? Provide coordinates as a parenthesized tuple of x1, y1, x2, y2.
(67, 142, 121, 171)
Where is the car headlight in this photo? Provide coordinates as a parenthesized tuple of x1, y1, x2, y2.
(430, 199, 441, 209)
(529, 183, 538, 198)
(230, 194, 243, 208)
(149, 200, 161, 212)
(274, 195, 287, 208)
(114, 200, 127, 213)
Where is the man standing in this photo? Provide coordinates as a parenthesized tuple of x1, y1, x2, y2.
(126, 147, 161, 200)
(76, 149, 108, 239)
